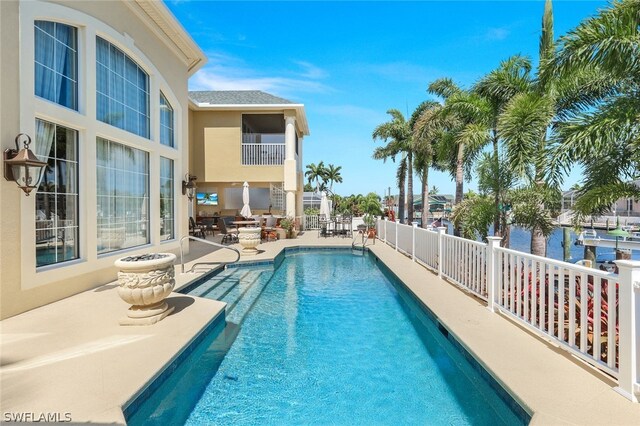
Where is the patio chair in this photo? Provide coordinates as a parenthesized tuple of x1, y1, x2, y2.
(319, 214, 332, 238)
(262, 216, 278, 241)
(218, 218, 239, 244)
(189, 217, 206, 239)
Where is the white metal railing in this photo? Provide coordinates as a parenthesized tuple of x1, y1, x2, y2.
(397, 223, 413, 255)
(375, 218, 640, 402)
(494, 246, 620, 378)
(242, 143, 286, 165)
(441, 233, 488, 299)
(386, 220, 397, 247)
(414, 227, 439, 271)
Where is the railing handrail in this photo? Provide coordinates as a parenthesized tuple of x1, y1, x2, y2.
(441, 232, 489, 248)
(495, 245, 617, 278)
(241, 142, 286, 146)
(179, 235, 241, 273)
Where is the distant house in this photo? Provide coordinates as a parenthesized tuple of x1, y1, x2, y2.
(188, 91, 309, 219)
(412, 194, 454, 213)
(562, 180, 640, 217)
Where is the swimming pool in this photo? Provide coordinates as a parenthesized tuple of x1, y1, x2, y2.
(127, 250, 528, 425)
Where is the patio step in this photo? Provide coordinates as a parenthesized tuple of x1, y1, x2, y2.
(223, 269, 275, 324)
(188, 269, 256, 299)
(189, 266, 276, 324)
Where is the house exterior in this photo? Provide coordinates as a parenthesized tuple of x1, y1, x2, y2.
(0, 0, 206, 319)
(188, 91, 309, 219)
(562, 182, 640, 217)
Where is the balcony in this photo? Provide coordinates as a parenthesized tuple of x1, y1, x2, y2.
(242, 137, 286, 166)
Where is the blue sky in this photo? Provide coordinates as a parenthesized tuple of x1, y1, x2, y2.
(166, 0, 607, 197)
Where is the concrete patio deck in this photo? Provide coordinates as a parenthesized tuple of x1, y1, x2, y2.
(1, 230, 639, 424)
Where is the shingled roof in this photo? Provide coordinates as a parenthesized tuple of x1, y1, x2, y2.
(189, 90, 296, 105)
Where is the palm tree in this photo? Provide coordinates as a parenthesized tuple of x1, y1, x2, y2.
(304, 161, 327, 192)
(550, 0, 640, 220)
(430, 185, 439, 195)
(496, 0, 556, 255)
(473, 55, 533, 246)
(324, 164, 343, 192)
(411, 100, 442, 227)
(429, 78, 489, 235)
(373, 110, 412, 224)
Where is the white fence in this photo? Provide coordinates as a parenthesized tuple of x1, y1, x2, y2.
(376, 218, 640, 402)
(441, 234, 488, 299)
(303, 214, 320, 230)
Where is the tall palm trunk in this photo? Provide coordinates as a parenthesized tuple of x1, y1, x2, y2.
(531, 144, 548, 256)
(407, 152, 414, 224)
(530, 0, 553, 257)
(454, 143, 464, 236)
(421, 167, 429, 228)
(491, 131, 501, 240)
(397, 158, 406, 224)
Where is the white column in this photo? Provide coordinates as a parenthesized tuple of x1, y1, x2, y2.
(486, 236, 503, 313)
(614, 260, 640, 402)
(284, 115, 297, 217)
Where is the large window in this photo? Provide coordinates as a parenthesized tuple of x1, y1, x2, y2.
(96, 37, 149, 138)
(34, 21, 78, 110)
(96, 138, 149, 254)
(34, 119, 79, 267)
(160, 157, 174, 241)
(159, 92, 174, 147)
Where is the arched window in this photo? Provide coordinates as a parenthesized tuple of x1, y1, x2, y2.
(96, 37, 150, 138)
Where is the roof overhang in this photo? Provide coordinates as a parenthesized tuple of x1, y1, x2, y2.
(189, 100, 310, 136)
(124, 0, 207, 75)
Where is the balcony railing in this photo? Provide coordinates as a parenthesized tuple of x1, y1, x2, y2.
(242, 143, 286, 166)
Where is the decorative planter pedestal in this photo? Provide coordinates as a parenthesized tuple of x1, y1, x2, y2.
(114, 253, 176, 325)
(238, 226, 260, 255)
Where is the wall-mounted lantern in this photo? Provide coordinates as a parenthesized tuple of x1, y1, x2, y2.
(4, 133, 47, 196)
(182, 173, 197, 201)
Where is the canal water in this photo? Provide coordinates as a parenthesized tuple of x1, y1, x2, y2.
(442, 222, 636, 263)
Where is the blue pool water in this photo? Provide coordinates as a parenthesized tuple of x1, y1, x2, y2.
(128, 251, 527, 425)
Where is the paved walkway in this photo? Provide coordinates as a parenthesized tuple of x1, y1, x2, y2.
(1, 231, 639, 424)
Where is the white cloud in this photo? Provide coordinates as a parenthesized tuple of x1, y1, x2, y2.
(312, 104, 389, 125)
(351, 61, 444, 84)
(485, 27, 510, 41)
(189, 53, 332, 97)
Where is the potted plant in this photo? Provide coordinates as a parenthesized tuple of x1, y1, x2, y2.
(364, 214, 377, 238)
(279, 216, 296, 238)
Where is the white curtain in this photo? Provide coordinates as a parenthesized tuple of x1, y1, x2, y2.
(34, 119, 55, 160)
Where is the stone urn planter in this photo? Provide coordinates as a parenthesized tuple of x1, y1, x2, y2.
(237, 226, 260, 255)
(114, 253, 176, 325)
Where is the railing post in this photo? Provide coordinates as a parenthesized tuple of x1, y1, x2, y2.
(412, 223, 417, 262)
(395, 219, 399, 251)
(437, 226, 446, 278)
(383, 218, 387, 243)
(613, 260, 640, 402)
(486, 236, 503, 313)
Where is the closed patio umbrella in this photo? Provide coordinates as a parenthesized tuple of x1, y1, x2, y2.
(240, 181, 252, 218)
(320, 191, 331, 218)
